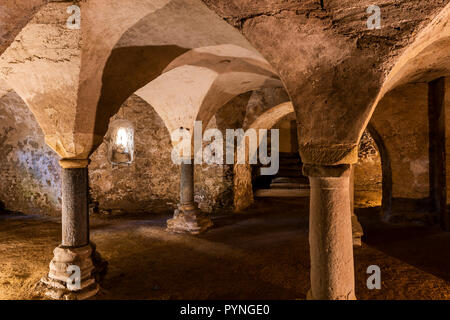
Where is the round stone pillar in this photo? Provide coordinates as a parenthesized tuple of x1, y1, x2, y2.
(167, 159, 213, 234)
(61, 166, 89, 247)
(39, 159, 107, 300)
(180, 162, 195, 208)
(303, 164, 356, 300)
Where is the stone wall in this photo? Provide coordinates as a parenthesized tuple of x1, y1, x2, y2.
(232, 88, 290, 212)
(88, 95, 179, 214)
(89, 93, 253, 214)
(0, 82, 445, 218)
(0, 91, 252, 216)
(354, 130, 382, 207)
(371, 83, 430, 218)
(372, 83, 430, 201)
(0, 90, 61, 215)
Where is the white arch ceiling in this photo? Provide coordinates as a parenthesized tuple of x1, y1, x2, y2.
(248, 102, 294, 131)
(0, 0, 283, 159)
(134, 45, 281, 141)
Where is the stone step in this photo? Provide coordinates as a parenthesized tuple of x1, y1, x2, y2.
(272, 177, 309, 184)
(265, 151, 299, 158)
(279, 159, 302, 166)
(277, 169, 304, 177)
(278, 152, 298, 157)
(270, 182, 310, 189)
(254, 188, 310, 198)
(261, 163, 301, 170)
(279, 165, 301, 171)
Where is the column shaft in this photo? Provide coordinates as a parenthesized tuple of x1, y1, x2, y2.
(61, 167, 89, 247)
(180, 162, 194, 206)
(167, 159, 213, 234)
(305, 164, 356, 300)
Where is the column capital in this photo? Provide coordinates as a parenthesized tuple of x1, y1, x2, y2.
(299, 144, 358, 165)
(303, 164, 351, 178)
(59, 158, 90, 169)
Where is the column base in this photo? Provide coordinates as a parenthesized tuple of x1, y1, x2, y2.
(38, 243, 107, 300)
(166, 204, 213, 235)
(352, 214, 364, 247)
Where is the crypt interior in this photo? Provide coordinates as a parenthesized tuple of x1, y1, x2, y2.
(0, 0, 450, 300)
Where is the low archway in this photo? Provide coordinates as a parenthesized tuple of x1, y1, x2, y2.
(233, 102, 296, 212)
(367, 124, 392, 221)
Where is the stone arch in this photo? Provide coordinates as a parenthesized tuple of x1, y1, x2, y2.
(366, 4, 450, 226)
(367, 123, 393, 221)
(233, 102, 294, 212)
(368, 2, 450, 133)
(0, 1, 171, 160)
(134, 66, 280, 141)
(370, 83, 432, 224)
(0, 83, 61, 215)
(95, 0, 282, 151)
(0, 0, 282, 161)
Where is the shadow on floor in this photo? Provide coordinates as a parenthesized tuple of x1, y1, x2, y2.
(1, 199, 450, 299)
(357, 206, 450, 283)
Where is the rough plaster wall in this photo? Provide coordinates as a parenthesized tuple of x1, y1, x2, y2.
(195, 115, 232, 213)
(207, 92, 251, 212)
(88, 94, 179, 213)
(0, 92, 250, 216)
(0, 0, 46, 55)
(0, 90, 61, 215)
(89, 93, 250, 214)
(371, 83, 429, 199)
(355, 130, 382, 193)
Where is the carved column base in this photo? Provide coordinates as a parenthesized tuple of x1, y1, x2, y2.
(352, 214, 364, 247)
(166, 204, 213, 235)
(38, 243, 107, 300)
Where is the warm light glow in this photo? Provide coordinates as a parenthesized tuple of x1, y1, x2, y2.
(109, 121, 134, 164)
(116, 127, 128, 148)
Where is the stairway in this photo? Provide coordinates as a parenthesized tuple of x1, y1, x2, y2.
(254, 152, 310, 198)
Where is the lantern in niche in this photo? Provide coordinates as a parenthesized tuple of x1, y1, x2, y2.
(108, 119, 134, 165)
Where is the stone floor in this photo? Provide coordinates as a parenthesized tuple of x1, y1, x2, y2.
(0, 198, 450, 300)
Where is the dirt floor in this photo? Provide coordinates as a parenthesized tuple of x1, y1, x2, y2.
(1, 197, 450, 300)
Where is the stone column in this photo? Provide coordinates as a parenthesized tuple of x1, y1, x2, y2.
(167, 160, 213, 234)
(180, 161, 195, 207)
(40, 159, 107, 300)
(61, 167, 89, 247)
(303, 164, 356, 300)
